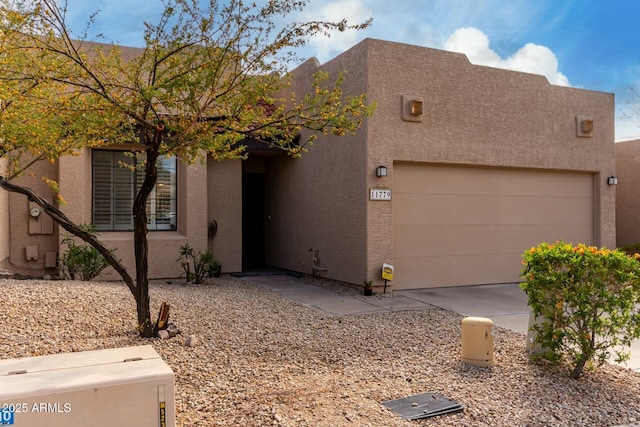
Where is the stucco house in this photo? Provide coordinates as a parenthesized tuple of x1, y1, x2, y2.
(615, 139, 640, 247)
(0, 38, 616, 290)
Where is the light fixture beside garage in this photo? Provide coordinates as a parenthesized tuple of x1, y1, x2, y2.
(376, 165, 388, 177)
(607, 176, 618, 185)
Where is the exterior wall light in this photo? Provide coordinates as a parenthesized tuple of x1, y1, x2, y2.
(607, 176, 618, 185)
(576, 115, 594, 138)
(401, 94, 424, 122)
(376, 165, 388, 177)
(410, 100, 423, 116)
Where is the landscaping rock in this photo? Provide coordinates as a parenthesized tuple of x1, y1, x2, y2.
(1, 277, 639, 426)
(184, 334, 198, 347)
(166, 323, 181, 338)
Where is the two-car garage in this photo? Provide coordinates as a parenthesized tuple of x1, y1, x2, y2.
(392, 163, 595, 289)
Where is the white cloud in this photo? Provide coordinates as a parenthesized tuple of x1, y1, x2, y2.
(300, 0, 372, 63)
(444, 27, 570, 86)
(444, 27, 501, 65)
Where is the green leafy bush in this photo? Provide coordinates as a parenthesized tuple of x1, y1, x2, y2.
(521, 241, 640, 379)
(59, 225, 109, 281)
(177, 243, 221, 284)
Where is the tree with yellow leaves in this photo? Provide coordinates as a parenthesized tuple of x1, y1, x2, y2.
(0, 0, 375, 337)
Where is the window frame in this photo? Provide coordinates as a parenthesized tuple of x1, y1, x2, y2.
(91, 149, 177, 232)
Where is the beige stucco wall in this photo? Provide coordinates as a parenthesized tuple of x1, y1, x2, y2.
(7, 159, 59, 274)
(362, 38, 615, 285)
(208, 157, 242, 273)
(615, 140, 640, 247)
(265, 46, 370, 285)
(274, 38, 614, 287)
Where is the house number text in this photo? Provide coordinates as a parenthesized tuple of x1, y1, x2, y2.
(370, 188, 391, 200)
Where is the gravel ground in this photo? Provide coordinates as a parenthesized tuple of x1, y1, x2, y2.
(1, 275, 640, 426)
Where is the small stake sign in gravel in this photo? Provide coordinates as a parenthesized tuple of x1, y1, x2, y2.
(382, 392, 463, 420)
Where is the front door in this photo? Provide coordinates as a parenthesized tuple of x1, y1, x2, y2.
(242, 173, 265, 268)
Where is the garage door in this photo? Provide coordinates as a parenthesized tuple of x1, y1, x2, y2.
(393, 164, 594, 289)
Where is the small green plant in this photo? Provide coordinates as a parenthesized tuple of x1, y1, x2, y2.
(363, 280, 373, 295)
(521, 241, 640, 379)
(177, 243, 221, 284)
(208, 258, 222, 277)
(59, 224, 109, 281)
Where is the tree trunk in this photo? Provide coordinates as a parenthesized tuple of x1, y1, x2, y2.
(133, 131, 162, 337)
(571, 355, 588, 379)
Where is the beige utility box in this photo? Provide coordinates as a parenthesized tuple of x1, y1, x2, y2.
(0, 345, 175, 427)
(461, 317, 495, 367)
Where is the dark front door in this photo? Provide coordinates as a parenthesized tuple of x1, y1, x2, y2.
(242, 173, 265, 268)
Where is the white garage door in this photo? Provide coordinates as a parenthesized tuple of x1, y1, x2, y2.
(393, 164, 594, 289)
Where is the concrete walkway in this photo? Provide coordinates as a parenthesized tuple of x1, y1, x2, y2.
(247, 274, 436, 315)
(246, 274, 640, 373)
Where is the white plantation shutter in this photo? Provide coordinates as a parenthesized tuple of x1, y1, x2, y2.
(153, 157, 177, 230)
(113, 152, 135, 230)
(92, 150, 177, 231)
(92, 151, 114, 229)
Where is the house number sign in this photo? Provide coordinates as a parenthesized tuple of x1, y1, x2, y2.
(370, 188, 391, 200)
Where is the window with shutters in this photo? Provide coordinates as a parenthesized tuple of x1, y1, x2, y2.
(92, 150, 177, 231)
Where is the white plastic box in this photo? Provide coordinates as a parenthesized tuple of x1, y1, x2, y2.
(0, 345, 175, 427)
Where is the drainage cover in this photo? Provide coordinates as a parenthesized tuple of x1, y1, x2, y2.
(382, 392, 463, 420)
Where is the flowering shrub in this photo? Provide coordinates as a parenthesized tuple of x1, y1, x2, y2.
(520, 241, 640, 379)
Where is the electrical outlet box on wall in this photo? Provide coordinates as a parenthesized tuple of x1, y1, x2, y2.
(25, 245, 38, 261)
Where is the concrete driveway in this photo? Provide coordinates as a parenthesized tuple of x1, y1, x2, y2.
(397, 283, 640, 373)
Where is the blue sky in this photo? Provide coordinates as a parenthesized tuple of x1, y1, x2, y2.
(63, 0, 640, 141)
